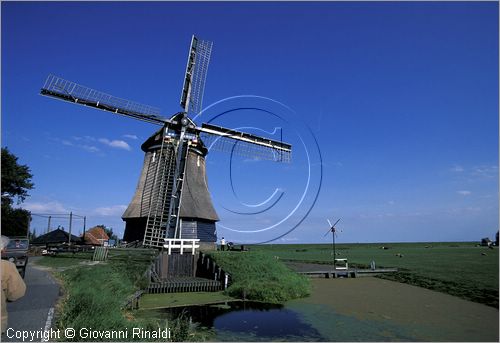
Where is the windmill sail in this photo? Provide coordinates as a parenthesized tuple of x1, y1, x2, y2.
(198, 123, 292, 162)
(40, 75, 168, 125)
(180, 36, 213, 115)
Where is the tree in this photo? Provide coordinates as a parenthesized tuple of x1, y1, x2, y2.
(105, 227, 118, 241)
(1, 147, 34, 237)
(1, 206, 31, 237)
(29, 229, 37, 241)
(2, 147, 34, 206)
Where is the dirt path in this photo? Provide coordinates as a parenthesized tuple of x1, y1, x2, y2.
(288, 278, 498, 341)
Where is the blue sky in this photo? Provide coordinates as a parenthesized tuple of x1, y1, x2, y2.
(2, 2, 498, 243)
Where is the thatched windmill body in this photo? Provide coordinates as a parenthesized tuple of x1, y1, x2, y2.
(40, 35, 292, 249)
(121, 115, 220, 248)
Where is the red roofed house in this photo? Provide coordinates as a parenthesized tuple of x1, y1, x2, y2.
(83, 226, 109, 246)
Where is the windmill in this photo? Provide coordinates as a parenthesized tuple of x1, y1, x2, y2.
(324, 218, 341, 269)
(40, 35, 292, 250)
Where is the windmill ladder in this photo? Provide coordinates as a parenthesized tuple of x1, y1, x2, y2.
(143, 137, 189, 248)
(143, 138, 176, 247)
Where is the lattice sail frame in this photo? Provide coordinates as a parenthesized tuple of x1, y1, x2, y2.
(200, 132, 291, 162)
(189, 39, 213, 115)
(41, 74, 166, 125)
(198, 123, 292, 162)
(180, 36, 213, 115)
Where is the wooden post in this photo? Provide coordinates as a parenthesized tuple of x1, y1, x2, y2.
(160, 252, 169, 279)
(192, 254, 197, 277)
(68, 212, 73, 245)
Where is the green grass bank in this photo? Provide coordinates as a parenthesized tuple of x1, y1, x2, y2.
(34, 249, 200, 341)
(208, 251, 310, 303)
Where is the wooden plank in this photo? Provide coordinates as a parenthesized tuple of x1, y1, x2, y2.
(148, 277, 222, 294)
(297, 268, 398, 279)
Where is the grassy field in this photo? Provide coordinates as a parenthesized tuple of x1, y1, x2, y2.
(249, 242, 499, 307)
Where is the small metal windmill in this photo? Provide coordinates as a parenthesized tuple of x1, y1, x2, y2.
(324, 218, 341, 268)
(40, 35, 292, 249)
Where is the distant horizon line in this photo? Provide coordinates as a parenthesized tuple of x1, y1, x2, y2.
(236, 240, 491, 245)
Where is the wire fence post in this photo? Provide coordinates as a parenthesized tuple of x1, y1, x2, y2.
(31, 213, 87, 241)
(68, 212, 73, 245)
(82, 216, 86, 242)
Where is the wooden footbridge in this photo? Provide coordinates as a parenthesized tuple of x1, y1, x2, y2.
(298, 268, 398, 278)
(285, 259, 398, 279)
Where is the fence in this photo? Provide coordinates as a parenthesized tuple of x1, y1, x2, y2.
(92, 246, 109, 261)
(163, 238, 200, 255)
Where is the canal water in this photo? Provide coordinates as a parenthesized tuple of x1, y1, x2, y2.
(162, 301, 324, 341)
(160, 300, 417, 341)
(155, 278, 499, 341)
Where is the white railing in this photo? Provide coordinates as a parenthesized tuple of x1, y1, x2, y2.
(334, 258, 348, 270)
(163, 238, 200, 255)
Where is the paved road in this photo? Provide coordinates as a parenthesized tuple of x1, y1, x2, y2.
(2, 257, 60, 342)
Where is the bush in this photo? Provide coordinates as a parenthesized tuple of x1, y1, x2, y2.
(208, 251, 310, 303)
